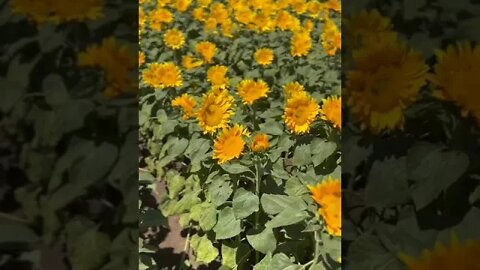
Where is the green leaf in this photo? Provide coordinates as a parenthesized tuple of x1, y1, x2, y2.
(221, 163, 252, 174)
(66, 224, 111, 270)
(140, 209, 168, 227)
(365, 157, 409, 208)
(266, 207, 309, 228)
(213, 207, 242, 240)
(408, 143, 469, 209)
(285, 176, 309, 196)
(259, 119, 284, 136)
(293, 144, 312, 167)
(43, 73, 70, 107)
(190, 234, 219, 264)
(166, 174, 185, 199)
(233, 188, 259, 219)
(190, 202, 218, 231)
(271, 253, 297, 269)
(347, 233, 404, 270)
(0, 222, 38, 247)
(221, 244, 237, 269)
(261, 194, 307, 215)
(139, 170, 155, 183)
(246, 227, 277, 254)
(253, 252, 272, 270)
(207, 175, 233, 206)
(310, 139, 337, 167)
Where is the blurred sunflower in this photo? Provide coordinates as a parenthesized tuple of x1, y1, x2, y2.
(172, 94, 197, 120)
(196, 41, 217, 63)
(254, 48, 275, 66)
(213, 124, 250, 164)
(10, 0, 103, 24)
(291, 31, 312, 57)
(429, 42, 480, 123)
(345, 33, 428, 133)
(283, 92, 320, 134)
(164, 29, 185, 49)
(78, 37, 136, 98)
(197, 88, 235, 134)
(321, 19, 341, 56)
(237, 79, 270, 105)
(182, 55, 203, 70)
(192, 7, 207, 21)
(283, 81, 306, 98)
(149, 8, 173, 31)
(343, 9, 393, 50)
(139, 52, 145, 66)
(207, 65, 229, 88)
(175, 0, 192, 12)
(308, 177, 341, 237)
(142, 62, 182, 89)
(399, 234, 480, 270)
(320, 96, 341, 129)
(251, 133, 269, 152)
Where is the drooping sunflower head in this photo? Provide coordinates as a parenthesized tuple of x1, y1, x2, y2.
(399, 233, 480, 270)
(254, 48, 275, 66)
(283, 91, 320, 134)
(182, 55, 203, 70)
(171, 94, 197, 120)
(196, 41, 217, 63)
(320, 96, 341, 129)
(251, 133, 269, 152)
(207, 65, 229, 88)
(141, 62, 183, 89)
(213, 124, 250, 164)
(345, 33, 428, 133)
(307, 176, 341, 206)
(164, 29, 185, 49)
(291, 31, 312, 57)
(197, 88, 235, 134)
(236, 79, 270, 105)
(429, 42, 480, 122)
(283, 81, 306, 98)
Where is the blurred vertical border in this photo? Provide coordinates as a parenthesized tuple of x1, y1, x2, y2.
(342, 0, 480, 269)
(0, 0, 138, 269)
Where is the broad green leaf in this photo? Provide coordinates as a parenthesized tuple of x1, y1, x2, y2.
(285, 176, 309, 196)
(246, 227, 276, 254)
(259, 119, 284, 136)
(310, 139, 337, 167)
(271, 253, 297, 269)
(43, 73, 70, 107)
(365, 157, 409, 208)
(221, 244, 237, 269)
(140, 209, 168, 227)
(261, 194, 307, 215)
(66, 223, 111, 270)
(233, 188, 259, 219)
(213, 207, 242, 240)
(293, 144, 312, 167)
(0, 222, 38, 246)
(190, 234, 219, 264)
(221, 163, 252, 174)
(190, 202, 218, 231)
(408, 143, 469, 209)
(207, 176, 233, 206)
(166, 174, 185, 199)
(253, 252, 272, 270)
(266, 208, 309, 228)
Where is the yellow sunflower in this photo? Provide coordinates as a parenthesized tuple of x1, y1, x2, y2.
(164, 29, 185, 50)
(149, 8, 173, 31)
(399, 234, 480, 270)
(213, 124, 250, 164)
(141, 62, 183, 89)
(182, 55, 203, 70)
(139, 51, 145, 66)
(254, 48, 275, 66)
(283, 81, 306, 98)
(236, 79, 270, 105)
(344, 9, 393, 50)
(171, 94, 197, 120)
(10, 0, 102, 24)
(291, 31, 312, 57)
(197, 88, 235, 134)
(429, 42, 480, 123)
(192, 7, 207, 21)
(251, 133, 269, 152)
(320, 96, 341, 129)
(307, 176, 341, 237)
(345, 33, 428, 133)
(175, 0, 192, 12)
(207, 65, 229, 88)
(322, 19, 341, 56)
(283, 91, 320, 134)
(196, 41, 217, 63)
(77, 37, 136, 98)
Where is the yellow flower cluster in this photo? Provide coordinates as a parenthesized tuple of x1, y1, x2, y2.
(308, 177, 341, 237)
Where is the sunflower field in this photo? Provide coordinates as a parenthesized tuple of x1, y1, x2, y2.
(138, 0, 342, 269)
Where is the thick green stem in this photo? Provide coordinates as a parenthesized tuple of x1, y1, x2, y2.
(313, 230, 321, 265)
(254, 157, 261, 264)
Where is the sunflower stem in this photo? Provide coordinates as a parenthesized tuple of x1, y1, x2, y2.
(254, 156, 262, 264)
(313, 230, 321, 265)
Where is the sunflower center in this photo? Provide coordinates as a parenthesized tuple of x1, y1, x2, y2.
(294, 107, 309, 124)
(163, 71, 176, 83)
(222, 136, 244, 156)
(205, 104, 224, 126)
